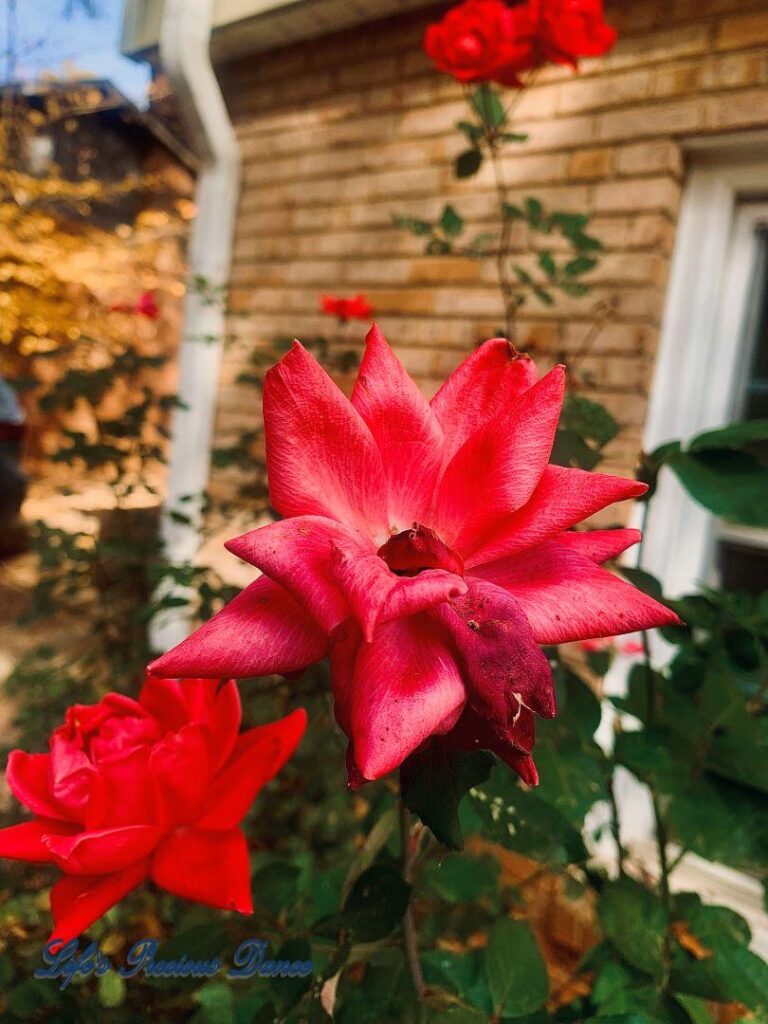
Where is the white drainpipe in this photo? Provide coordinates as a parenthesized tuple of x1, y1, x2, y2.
(151, 0, 241, 653)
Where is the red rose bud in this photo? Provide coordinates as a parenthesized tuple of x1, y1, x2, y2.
(0, 676, 306, 942)
(151, 327, 679, 788)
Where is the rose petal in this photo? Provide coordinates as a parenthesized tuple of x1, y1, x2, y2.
(49, 861, 149, 943)
(149, 576, 327, 679)
(44, 824, 162, 875)
(5, 751, 69, 820)
(263, 340, 388, 539)
(149, 723, 212, 827)
(474, 541, 682, 644)
(151, 827, 253, 914)
(352, 325, 445, 528)
(553, 527, 641, 564)
(0, 820, 76, 862)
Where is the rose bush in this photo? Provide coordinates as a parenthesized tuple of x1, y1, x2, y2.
(152, 328, 678, 787)
(0, 675, 305, 941)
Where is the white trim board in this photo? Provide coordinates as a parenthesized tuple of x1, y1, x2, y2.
(640, 162, 768, 597)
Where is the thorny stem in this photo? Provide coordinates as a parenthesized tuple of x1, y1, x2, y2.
(399, 799, 426, 999)
(635, 498, 675, 993)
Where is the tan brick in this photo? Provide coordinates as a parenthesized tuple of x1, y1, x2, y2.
(703, 87, 768, 129)
(568, 148, 615, 180)
(593, 177, 682, 214)
(716, 11, 768, 49)
(616, 140, 683, 176)
(558, 69, 651, 115)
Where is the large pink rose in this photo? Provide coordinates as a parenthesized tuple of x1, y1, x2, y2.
(152, 328, 678, 785)
(0, 675, 306, 941)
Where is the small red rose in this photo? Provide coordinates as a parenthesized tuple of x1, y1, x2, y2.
(135, 290, 160, 320)
(527, 0, 617, 67)
(424, 0, 536, 87)
(0, 675, 306, 942)
(320, 294, 374, 322)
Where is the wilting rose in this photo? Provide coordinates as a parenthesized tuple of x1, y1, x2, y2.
(152, 328, 678, 787)
(320, 294, 374, 322)
(529, 0, 617, 66)
(424, 0, 536, 87)
(0, 675, 305, 941)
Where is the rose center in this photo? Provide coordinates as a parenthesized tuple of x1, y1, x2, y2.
(377, 523, 464, 577)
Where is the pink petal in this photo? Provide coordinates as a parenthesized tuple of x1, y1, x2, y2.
(149, 576, 327, 679)
(44, 824, 162, 875)
(432, 578, 556, 721)
(553, 528, 641, 563)
(149, 723, 212, 827)
(5, 751, 69, 820)
(332, 543, 466, 641)
(198, 708, 307, 829)
(474, 541, 682, 645)
(0, 820, 76, 862)
(342, 614, 467, 781)
(226, 516, 368, 632)
(151, 827, 253, 914)
(263, 341, 388, 539)
(352, 325, 445, 527)
(430, 339, 537, 461)
(465, 466, 647, 567)
(50, 861, 149, 943)
(443, 705, 539, 785)
(434, 366, 566, 550)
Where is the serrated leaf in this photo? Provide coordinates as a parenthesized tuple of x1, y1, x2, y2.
(485, 918, 549, 1016)
(599, 877, 667, 978)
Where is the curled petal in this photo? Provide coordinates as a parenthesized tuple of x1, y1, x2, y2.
(352, 325, 445, 527)
(263, 341, 388, 539)
(198, 708, 307, 830)
(431, 339, 537, 461)
(50, 862, 149, 944)
(475, 541, 682, 644)
(226, 516, 366, 632)
(432, 577, 556, 721)
(149, 576, 327, 680)
(151, 827, 253, 914)
(465, 466, 648, 566)
(443, 705, 539, 785)
(44, 824, 162, 875)
(0, 820, 76, 862)
(5, 751, 68, 820)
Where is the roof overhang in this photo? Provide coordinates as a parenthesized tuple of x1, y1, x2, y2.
(121, 0, 441, 63)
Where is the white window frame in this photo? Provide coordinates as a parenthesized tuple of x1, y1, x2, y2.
(641, 161, 768, 596)
(600, 150, 768, 958)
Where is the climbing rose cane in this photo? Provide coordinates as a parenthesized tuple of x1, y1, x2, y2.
(152, 328, 678, 786)
(0, 675, 306, 941)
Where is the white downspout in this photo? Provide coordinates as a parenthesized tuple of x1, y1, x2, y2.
(151, 0, 240, 652)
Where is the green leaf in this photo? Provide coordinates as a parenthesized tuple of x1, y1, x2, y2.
(423, 852, 499, 903)
(193, 981, 236, 1024)
(565, 255, 598, 276)
(503, 203, 524, 220)
(456, 119, 483, 143)
(619, 566, 664, 601)
(485, 918, 549, 1016)
(538, 250, 556, 277)
(422, 949, 492, 1014)
(97, 971, 126, 1008)
(336, 952, 412, 1024)
(455, 148, 483, 179)
(688, 419, 768, 452)
(341, 864, 411, 942)
(470, 84, 505, 128)
(666, 448, 768, 526)
(440, 204, 464, 236)
(393, 214, 433, 236)
(501, 131, 529, 143)
(599, 877, 667, 978)
(400, 741, 494, 850)
(253, 860, 301, 916)
(524, 197, 544, 228)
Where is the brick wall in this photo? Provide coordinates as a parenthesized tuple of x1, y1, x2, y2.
(210, 0, 768, 506)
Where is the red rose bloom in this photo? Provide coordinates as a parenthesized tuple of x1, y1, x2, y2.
(135, 290, 160, 320)
(320, 294, 374, 322)
(528, 0, 617, 66)
(152, 328, 678, 788)
(0, 676, 306, 941)
(424, 0, 536, 87)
